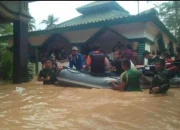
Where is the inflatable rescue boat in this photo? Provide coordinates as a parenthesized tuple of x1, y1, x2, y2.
(57, 68, 180, 89)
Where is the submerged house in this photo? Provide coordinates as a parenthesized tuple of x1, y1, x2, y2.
(0, 1, 178, 63)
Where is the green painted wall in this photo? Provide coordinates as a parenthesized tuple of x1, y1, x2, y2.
(137, 42, 145, 63)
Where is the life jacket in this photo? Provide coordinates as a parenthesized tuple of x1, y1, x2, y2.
(90, 52, 105, 74)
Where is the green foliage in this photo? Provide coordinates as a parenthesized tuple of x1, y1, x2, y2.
(0, 15, 36, 36)
(1, 49, 13, 80)
(27, 62, 35, 81)
(0, 23, 13, 35)
(0, 43, 35, 81)
(156, 1, 180, 42)
(28, 18, 36, 31)
(40, 14, 59, 29)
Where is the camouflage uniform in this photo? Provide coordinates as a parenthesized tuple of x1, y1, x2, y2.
(149, 70, 170, 94)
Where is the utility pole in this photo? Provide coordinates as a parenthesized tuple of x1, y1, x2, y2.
(137, 1, 139, 14)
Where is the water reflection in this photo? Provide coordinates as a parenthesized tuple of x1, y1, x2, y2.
(0, 81, 179, 130)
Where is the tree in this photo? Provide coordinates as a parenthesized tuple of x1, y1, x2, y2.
(0, 16, 36, 35)
(28, 18, 36, 31)
(40, 14, 59, 29)
(156, 1, 180, 42)
(0, 23, 13, 35)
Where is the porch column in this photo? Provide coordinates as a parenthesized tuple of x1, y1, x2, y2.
(144, 43, 150, 64)
(13, 20, 28, 83)
(35, 47, 39, 75)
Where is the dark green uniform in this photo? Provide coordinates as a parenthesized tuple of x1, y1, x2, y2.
(148, 55, 161, 72)
(38, 68, 57, 84)
(150, 70, 170, 94)
(148, 56, 161, 65)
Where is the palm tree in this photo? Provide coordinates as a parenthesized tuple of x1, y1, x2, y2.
(40, 14, 59, 30)
(28, 18, 36, 31)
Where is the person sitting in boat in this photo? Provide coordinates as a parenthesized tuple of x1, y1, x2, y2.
(143, 50, 162, 66)
(142, 50, 162, 76)
(149, 59, 170, 94)
(110, 50, 124, 75)
(84, 44, 110, 75)
(38, 59, 62, 85)
(121, 49, 137, 70)
(112, 41, 122, 53)
(161, 51, 176, 71)
(68, 46, 84, 71)
(131, 50, 142, 65)
(59, 47, 67, 60)
(111, 60, 151, 91)
(51, 59, 58, 72)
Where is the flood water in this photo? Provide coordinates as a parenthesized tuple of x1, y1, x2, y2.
(0, 80, 180, 130)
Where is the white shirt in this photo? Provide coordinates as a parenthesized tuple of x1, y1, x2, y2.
(130, 60, 137, 70)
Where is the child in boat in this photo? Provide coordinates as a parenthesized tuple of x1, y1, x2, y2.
(149, 59, 170, 94)
(111, 60, 150, 91)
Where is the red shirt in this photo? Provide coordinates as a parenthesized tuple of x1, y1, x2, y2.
(166, 58, 176, 71)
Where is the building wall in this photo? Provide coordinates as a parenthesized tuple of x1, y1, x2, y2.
(162, 33, 170, 45)
(28, 34, 50, 46)
(90, 30, 131, 53)
(46, 35, 72, 54)
(144, 22, 159, 42)
(150, 43, 158, 55)
(7, 34, 51, 46)
(145, 22, 176, 51)
(61, 28, 100, 43)
(0, 1, 29, 15)
(132, 42, 138, 50)
(110, 23, 145, 39)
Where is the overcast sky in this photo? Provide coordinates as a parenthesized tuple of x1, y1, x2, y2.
(29, 1, 166, 30)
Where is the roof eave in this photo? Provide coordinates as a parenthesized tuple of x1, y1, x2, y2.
(0, 14, 154, 41)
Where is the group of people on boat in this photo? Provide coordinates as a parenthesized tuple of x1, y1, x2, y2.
(37, 42, 180, 94)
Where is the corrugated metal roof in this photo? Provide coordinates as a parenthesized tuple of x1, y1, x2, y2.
(48, 10, 130, 29)
(77, 1, 113, 9)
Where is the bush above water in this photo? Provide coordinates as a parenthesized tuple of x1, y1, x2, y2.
(1, 50, 13, 80)
(0, 43, 35, 81)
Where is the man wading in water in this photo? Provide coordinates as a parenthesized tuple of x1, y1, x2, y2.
(149, 59, 170, 94)
(111, 60, 150, 91)
(38, 59, 62, 85)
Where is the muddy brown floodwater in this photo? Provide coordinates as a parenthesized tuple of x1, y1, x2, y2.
(0, 80, 180, 130)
